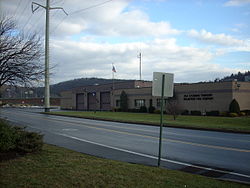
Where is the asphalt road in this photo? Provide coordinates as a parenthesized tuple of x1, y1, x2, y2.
(1, 107, 250, 183)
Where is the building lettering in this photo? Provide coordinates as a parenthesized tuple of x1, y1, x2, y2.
(183, 94, 213, 101)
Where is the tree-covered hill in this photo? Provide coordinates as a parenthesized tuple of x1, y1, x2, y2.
(218, 71, 250, 82)
(1, 78, 129, 98)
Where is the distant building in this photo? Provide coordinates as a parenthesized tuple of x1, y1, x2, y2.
(60, 80, 250, 112)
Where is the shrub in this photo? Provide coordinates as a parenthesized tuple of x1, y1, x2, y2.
(148, 106, 156, 113)
(206, 111, 220, 116)
(154, 109, 161, 114)
(0, 119, 43, 154)
(190, 111, 201, 116)
(229, 99, 240, 114)
(181, 110, 189, 115)
(120, 91, 128, 112)
(139, 106, 147, 113)
(239, 112, 246, 116)
(0, 119, 17, 152)
(114, 108, 121, 112)
(220, 112, 228, 117)
(229, 113, 238, 117)
(15, 130, 43, 153)
(128, 109, 140, 113)
(241, 110, 250, 116)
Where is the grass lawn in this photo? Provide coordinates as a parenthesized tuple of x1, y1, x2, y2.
(0, 144, 248, 188)
(47, 111, 250, 133)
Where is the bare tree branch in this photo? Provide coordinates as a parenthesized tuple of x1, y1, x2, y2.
(0, 16, 43, 89)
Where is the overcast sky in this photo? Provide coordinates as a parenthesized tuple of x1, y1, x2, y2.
(1, 0, 250, 84)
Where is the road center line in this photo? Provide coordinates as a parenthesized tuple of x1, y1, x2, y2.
(48, 116, 250, 143)
(43, 116, 250, 153)
(3, 110, 250, 153)
(3, 109, 250, 143)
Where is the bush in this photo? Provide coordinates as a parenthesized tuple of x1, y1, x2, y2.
(154, 109, 161, 114)
(190, 111, 201, 116)
(120, 91, 128, 112)
(220, 112, 228, 117)
(0, 119, 17, 152)
(241, 110, 250, 116)
(229, 99, 240, 114)
(181, 110, 189, 115)
(16, 130, 43, 153)
(0, 119, 43, 154)
(229, 113, 238, 117)
(239, 112, 246, 116)
(114, 108, 121, 112)
(128, 109, 140, 113)
(206, 111, 220, 116)
(148, 106, 156, 113)
(139, 106, 147, 113)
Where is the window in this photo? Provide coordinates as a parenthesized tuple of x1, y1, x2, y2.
(156, 99, 167, 107)
(116, 100, 120, 107)
(149, 99, 153, 107)
(134, 99, 145, 107)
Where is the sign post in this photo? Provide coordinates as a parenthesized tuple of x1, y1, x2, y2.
(152, 72, 174, 167)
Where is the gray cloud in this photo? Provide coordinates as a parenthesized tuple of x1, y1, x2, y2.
(1, 0, 248, 84)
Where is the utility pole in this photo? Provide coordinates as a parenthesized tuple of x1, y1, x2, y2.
(137, 52, 142, 80)
(32, 0, 67, 112)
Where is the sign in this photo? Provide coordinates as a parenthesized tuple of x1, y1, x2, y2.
(152, 72, 174, 167)
(152, 72, 174, 97)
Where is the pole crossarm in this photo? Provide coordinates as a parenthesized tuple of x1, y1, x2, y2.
(31, 2, 45, 13)
(32, 2, 68, 15)
(50, 7, 68, 15)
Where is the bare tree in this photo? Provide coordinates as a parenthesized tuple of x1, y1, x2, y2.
(166, 98, 180, 120)
(0, 16, 43, 89)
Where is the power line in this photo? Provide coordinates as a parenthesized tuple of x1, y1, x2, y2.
(13, 0, 22, 17)
(70, 0, 113, 15)
(51, 0, 65, 19)
(50, 15, 67, 35)
(50, 0, 113, 34)
(19, 0, 31, 17)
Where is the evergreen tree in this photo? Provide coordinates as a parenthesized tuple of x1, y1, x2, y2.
(229, 99, 240, 114)
(120, 90, 128, 112)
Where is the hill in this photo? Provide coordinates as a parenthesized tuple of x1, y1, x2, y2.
(0, 78, 129, 98)
(218, 71, 250, 82)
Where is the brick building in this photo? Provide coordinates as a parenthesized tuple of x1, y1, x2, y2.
(60, 80, 250, 113)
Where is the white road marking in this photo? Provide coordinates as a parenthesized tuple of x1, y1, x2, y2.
(2, 110, 250, 152)
(2, 109, 250, 143)
(62, 128, 78, 131)
(57, 132, 250, 179)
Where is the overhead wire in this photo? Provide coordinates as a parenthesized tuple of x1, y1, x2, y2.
(50, 0, 114, 34)
(13, 0, 22, 17)
(19, 0, 33, 31)
(50, 0, 65, 19)
(19, 0, 31, 17)
(70, 0, 113, 15)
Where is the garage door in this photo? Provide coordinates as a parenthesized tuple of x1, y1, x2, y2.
(76, 93, 84, 110)
(100, 92, 111, 111)
(88, 92, 96, 111)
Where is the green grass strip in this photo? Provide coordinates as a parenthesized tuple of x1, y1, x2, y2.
(47, 111, 250, 133)
(0, 144, 248, 188)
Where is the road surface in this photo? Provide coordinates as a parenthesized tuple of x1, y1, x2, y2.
(1, 107, 250, 183)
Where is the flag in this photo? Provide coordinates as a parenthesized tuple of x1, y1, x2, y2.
(112, 65, 116, 73)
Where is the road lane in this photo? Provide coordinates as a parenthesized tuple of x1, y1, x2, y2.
(1, 108, 250, 182)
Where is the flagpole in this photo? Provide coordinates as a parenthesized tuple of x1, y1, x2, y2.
(112, 63, 115, 111)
